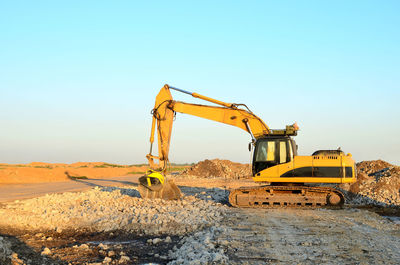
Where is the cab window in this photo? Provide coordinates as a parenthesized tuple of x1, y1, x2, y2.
(255, 140, 276, 162)
(279, 141, 287, 163)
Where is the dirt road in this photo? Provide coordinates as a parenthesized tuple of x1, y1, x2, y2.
(0, 175, 140, 203)
(220, 208, 400, 264)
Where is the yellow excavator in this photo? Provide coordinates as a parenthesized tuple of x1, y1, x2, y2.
(138, 84, 356, 207)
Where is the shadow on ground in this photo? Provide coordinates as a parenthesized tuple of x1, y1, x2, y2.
(0, 233, 67, 265)
(66, 172, 230, 204)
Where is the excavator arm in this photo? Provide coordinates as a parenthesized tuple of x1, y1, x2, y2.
(146, 84, 270, 173)
(139, 84, 299, 200)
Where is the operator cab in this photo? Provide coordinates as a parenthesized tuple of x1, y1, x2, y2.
(252, 136, 297, 175)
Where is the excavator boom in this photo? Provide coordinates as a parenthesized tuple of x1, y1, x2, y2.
(146, 84, 271, 172)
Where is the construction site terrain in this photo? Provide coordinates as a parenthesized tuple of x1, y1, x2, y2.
(0, 159, 399, 264)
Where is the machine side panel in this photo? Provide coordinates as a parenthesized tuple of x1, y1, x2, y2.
(253, 155, 356, 184)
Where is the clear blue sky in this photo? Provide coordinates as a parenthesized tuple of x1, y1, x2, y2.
(0, 1, 399, 165)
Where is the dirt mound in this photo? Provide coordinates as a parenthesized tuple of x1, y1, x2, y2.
(356, 160, 394, 175)
(179, 159, 251, 179)
(341, 160, 400, 206)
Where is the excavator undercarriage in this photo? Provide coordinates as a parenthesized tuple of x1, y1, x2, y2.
(229, 185, 344, 208)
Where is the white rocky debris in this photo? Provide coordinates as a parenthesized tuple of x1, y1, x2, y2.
(178, 186, 228, 203)
(0, 186, 227, 236)
(168, 226, 230, 265)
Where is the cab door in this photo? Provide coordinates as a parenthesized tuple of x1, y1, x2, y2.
(277, 139, 294, 176)
(253, 139, 279, 177)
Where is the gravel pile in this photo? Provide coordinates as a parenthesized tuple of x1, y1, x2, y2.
(340, 160, 400, 206)
(0, 186, 227, 236)
(179, 159, 251, 179)
(168, 226, 230, 265)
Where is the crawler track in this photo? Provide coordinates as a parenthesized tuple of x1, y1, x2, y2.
(229, 186, 344, 208)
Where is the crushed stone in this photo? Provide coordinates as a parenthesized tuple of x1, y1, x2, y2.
(0, 185, 227, 236)
(168, 226, 230, 265)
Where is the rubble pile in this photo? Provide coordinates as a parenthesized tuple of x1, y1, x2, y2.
(341, 160, 400, 206)
(179, 159, 251, 179)
(0, 186, 227, 236)
(168, 226, 230, 265)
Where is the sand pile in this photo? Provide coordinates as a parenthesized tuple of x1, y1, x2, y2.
(341, 160, 400, 206)
(179, 159, 251, 179)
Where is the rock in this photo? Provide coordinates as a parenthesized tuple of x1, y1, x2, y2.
(118, 256, 130, 263)
(152, 238, 162, 244)
(10, 252, 24, 265)
(79, 244, 89, 249)
(107, 250, 115, 257)
(103, 256, 112, 263)
(41, 247, 51, 255)
(98, 243, 108, 250)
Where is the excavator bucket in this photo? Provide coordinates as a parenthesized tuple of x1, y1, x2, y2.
(138, 170, 181, 200)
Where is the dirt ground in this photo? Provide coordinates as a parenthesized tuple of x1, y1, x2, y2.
(0, 159, 399, 264)
(0, 177, 399, 264)
(0, 162, 149, 184)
